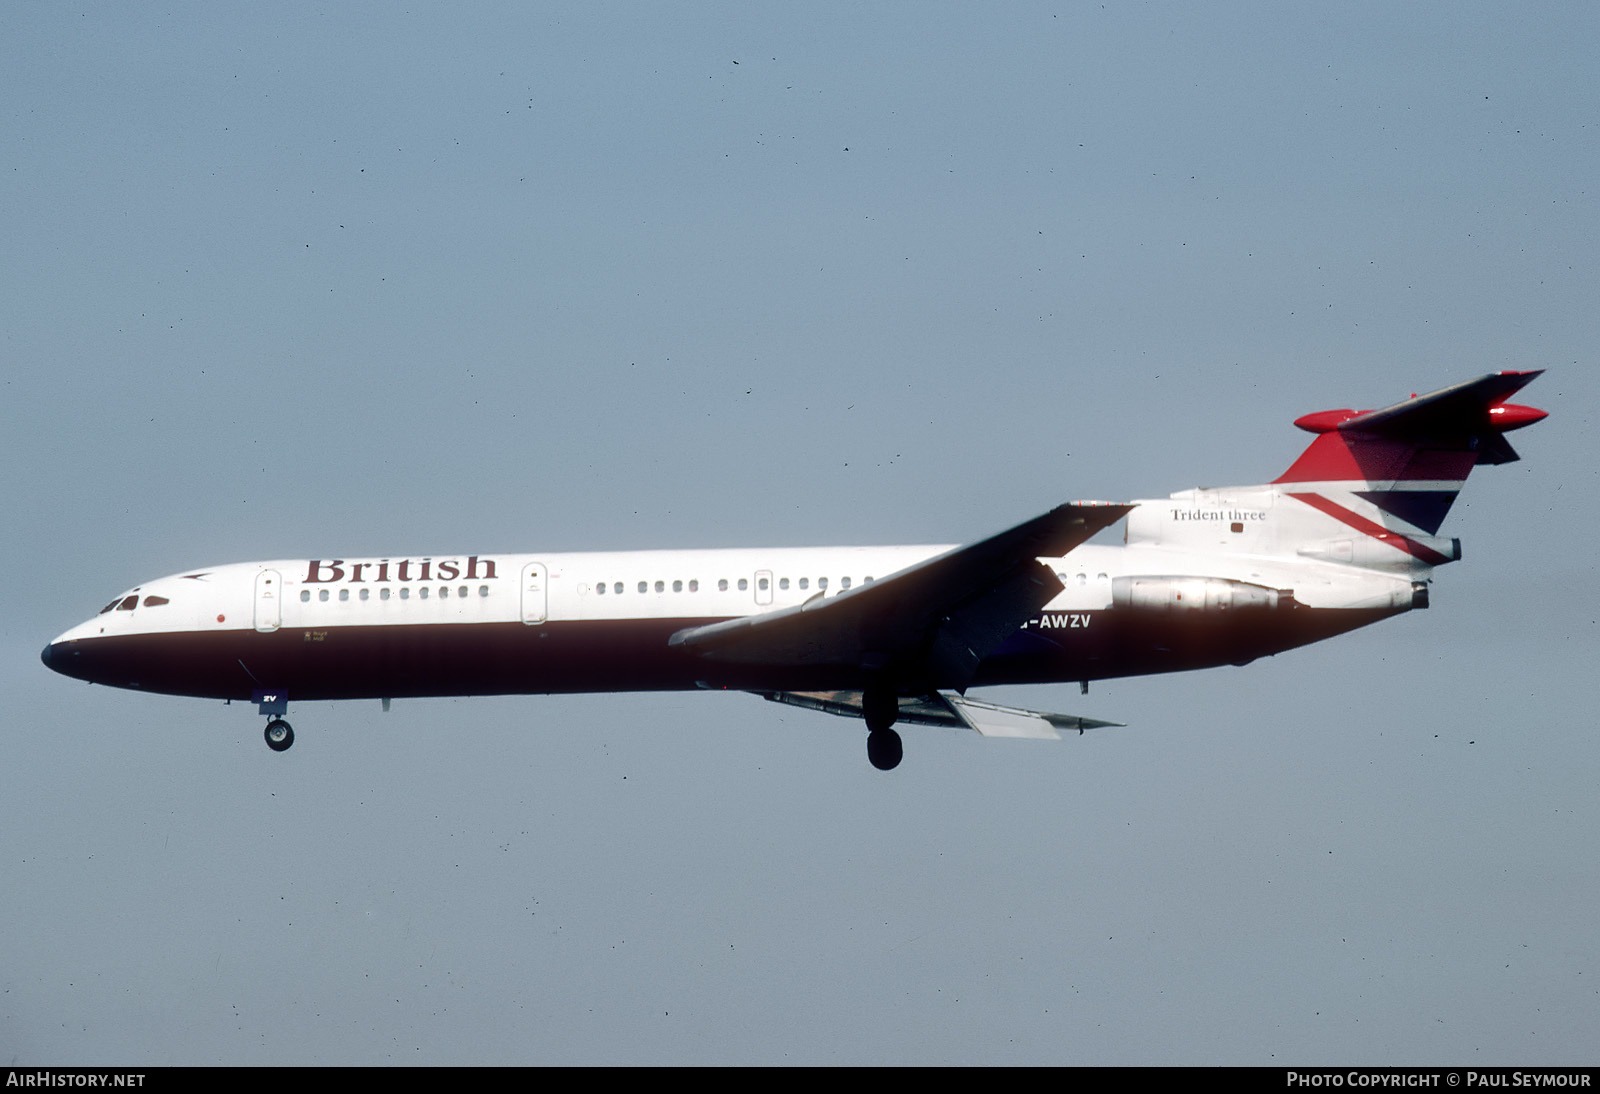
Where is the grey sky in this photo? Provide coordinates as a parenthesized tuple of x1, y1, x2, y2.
(4, 2, 1595, 1064)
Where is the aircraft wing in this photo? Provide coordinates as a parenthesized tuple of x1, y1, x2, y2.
(758, 689, 1124, 740)
(668, 502, 1132, 691)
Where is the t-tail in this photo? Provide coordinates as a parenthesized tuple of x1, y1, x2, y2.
(1125, 372, 1547, 584)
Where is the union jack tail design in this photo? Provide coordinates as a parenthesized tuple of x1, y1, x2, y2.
(1272, 371, 1546, 568)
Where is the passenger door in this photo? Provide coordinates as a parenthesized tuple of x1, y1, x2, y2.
(254, 569, 282, 632)
(520, 562, 548, 625)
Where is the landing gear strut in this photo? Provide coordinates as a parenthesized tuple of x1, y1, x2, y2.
(264, 718, 294, 752)
(863, 688, 902, 771)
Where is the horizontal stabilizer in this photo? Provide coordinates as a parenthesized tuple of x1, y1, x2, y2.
(1288, 371, 1546, 467)
(1277, 371, 1547, 487)
(758, 689, 1124, 740)
(1332, 370, 1544, 438)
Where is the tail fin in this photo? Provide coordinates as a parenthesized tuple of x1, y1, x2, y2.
(1125, 373, 1546, 575)
(1272, 371, 1546, 565)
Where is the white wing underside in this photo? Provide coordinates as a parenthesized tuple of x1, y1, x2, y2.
(757, 689, 1123, 740)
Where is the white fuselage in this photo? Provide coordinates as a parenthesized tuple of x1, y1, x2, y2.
(44, 523, 1419, 706)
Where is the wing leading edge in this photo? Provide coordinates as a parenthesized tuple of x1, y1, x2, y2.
(668, 502, 1133, 693)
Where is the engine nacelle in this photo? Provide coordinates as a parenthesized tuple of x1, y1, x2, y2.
(1111, 576, 1288, 613)
(1296, 535, 1461, 572)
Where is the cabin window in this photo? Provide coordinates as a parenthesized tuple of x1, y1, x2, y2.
(400, 588, 410, 600)
(300, 590, 311, 602)
(654, 580, 664, 593)
(672, 580, 682, 593)
(381, 588, 391, 601)
(738, 578, 748, 591)
(758, 577, 768, 591)
(718, 579, 728, 591)
(779, 578, 789, 591)
(841, 577, 851, 590)
(818, 577, 828, 590)
(439, 586, 449, 599)
(419, 587, 429, 599)
(142, 595, 170, 607)
(613, 583, 622, 595)
(688, 579, 698, 592)
(319, 589, 330, 601)
(596, 582, 606, 594)
(360, 588, 370, 601)
(339, 589, 349, 602)
(798, 578, 809, 590)
(460, 586, 469, 598)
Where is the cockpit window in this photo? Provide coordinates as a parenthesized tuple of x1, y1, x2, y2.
(116, 595, 139, 611)
(142, 595, 170, 607)
(99, 599, 121, 615)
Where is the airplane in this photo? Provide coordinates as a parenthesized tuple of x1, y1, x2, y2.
(41, 372, 1546, 770)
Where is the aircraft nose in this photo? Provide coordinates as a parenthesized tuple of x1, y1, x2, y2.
(41, 639, 75, 676)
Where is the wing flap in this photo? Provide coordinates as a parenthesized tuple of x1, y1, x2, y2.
(759, 689, 1123, 740)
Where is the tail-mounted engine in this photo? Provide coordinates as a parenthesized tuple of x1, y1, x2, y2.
(1296, 535, 1461, 572)
(1111, 576, 1291, 613)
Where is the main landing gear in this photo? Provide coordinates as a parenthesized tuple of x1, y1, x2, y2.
(863, 688, 903, 771)
(264, 718, 295, 752)
(866, 728, 902, 771)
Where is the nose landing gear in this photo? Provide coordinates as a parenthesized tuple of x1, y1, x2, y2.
(252, 689, 293, 753)
(264, 718, 295, 752)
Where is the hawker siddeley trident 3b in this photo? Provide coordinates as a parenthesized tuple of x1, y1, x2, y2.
(43, 373, 1546, 770)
